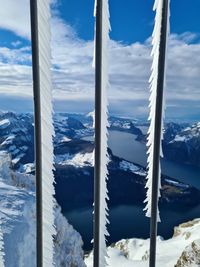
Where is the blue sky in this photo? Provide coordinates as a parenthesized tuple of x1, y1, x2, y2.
(0, 0, 199, 121)
(57, 0, 200, 43)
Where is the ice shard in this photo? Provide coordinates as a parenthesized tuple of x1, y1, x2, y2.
(144, 0, 170, 223)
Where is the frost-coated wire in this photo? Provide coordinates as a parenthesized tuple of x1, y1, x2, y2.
(38, 0, 56, 265)
(93, 0, 111, 266)
(143, 0, 170, 222)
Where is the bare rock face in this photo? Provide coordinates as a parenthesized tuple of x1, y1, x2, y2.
(175, 240, 200, 267)
(173, 220, 200, 239)
(112, 239, 130, 259)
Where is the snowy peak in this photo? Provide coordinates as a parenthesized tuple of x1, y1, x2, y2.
(85, 219, 200, 267)
(161, 121, 200, 167)
(55, 152, 94, 168)
(163, 122, 185, 143)
(0, 112, 34, 168)
(109, 116, 142, 136)
(0, 119, 10, 129)
(182, 122, 200, 138)
(171, 122, 200, 143)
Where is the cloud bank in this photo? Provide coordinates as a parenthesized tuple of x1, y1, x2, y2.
(0, 0, 199, 120)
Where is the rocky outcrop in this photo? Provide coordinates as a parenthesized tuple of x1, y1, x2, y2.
(175, 240, 200, 267)
(85, 219, 200, 267)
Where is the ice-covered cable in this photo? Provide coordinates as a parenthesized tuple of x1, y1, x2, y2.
(143, 0, 170, 222)
(37, 0, 56, 265)
(93, 0, 111, 266)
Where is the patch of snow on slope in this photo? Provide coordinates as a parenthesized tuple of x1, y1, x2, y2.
(61, 136, 71, 143)
(85, 219, 200, 267)
(170, 122, 200, 144)
(165, 178, 189, 188)
(11, 154, 25, 165)
(0, 119, 10, 129)
(19, 163, 35, 174)
(56, 152, 94, 167)
(119, 160, 146, 176)
(172, 135, 186, 142)
(1, 135, 15, 146)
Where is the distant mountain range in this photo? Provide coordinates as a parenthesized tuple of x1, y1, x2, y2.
(163, 122, 200, 167)
(0, 111, 200, 212)
(0, 111, 200, 168)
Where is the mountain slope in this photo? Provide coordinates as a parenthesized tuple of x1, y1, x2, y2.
(163, 122, 200, 167)
(85, 219, 200, 267)
(0, 152, 85, 267)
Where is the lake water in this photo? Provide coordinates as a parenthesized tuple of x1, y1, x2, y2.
(64, 130, 200, 251)
(65, 204, 200, 251)
(108, 130, 200, 189)
(84, 130, 200, 188)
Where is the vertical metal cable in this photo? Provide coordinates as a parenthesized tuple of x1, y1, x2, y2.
(149, 1, 169, 267)
(30, 1, 43, 267)
(94, 0, 103, 266)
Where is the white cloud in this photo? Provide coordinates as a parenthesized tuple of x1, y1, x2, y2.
(0, 46, 31, 63)
(0, 62, 32, 97)
(0, 0, 30, 39)
(0, 0, 58, 39)
(0, 2, 199, 118)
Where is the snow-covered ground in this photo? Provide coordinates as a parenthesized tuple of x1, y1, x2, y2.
(119, 160, 146, 176)
(56, 152, 94, 167)
(0, 119, 10, 129)
(85, 219, 200, 267)
(0, 152, 86, 267)
(170, 122, 200, 144)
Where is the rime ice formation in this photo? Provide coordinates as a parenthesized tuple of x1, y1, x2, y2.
(93, 0, 111, 265)
(144, 0, 170, 222)
(37, 0, 56, 265)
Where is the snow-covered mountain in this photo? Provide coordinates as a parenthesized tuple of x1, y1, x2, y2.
(163, 122, 200, 167)
(0, 112, 34, 167)
(0, 112, 96, 168)
(0, 151, 85, 267)
(2, 111, 200, 170)
(0, 111, 199, 210)
(109, 116, 143, 136)
(85, 219, 200, 267)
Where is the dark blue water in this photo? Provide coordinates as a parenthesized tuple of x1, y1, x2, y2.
(108, 131, 200, 189)
(64, 130, 200, 250)
(64, 204, 200, 251)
